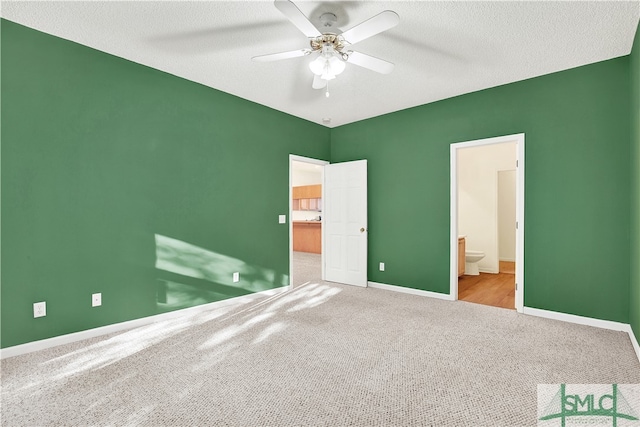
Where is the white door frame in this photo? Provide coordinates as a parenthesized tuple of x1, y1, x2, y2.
(289, 154, 329, 288)
(449, 133, 525, 312)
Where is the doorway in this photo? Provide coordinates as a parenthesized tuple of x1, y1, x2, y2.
(450, 133, 525, 312)
(290, 155, 327, 288)
(289, 155, 369, 289)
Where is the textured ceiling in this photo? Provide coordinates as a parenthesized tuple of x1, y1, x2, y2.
(2, 1, 639, 127)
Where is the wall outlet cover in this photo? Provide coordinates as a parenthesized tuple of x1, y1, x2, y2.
(92, 293, 102, 307)
(279, 214, 286, 224)
(379, 262, 385, 271)
(33, 301, 46, 318)
(233, 272, 240, 283)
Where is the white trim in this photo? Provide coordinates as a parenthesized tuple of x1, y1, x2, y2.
(0, 286, 288, 359)
(515, 137, 525, 312)
(524, 307, 640, 365)
(450, 147, 458, 300)
(450, 133, 525, 313)
(626, 326, 640, 364)
(523, 307, 629, 331)
(289, 155, 329, 288)
(368, 281, 455, 301)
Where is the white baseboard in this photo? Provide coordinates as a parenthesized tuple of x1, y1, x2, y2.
(523, 306, 640, 365)
(368, 281, 455, 301)
(0, 286, 289, 360)
(366, 291, 640, 364)
(522, 307, 629, 331)
(626, 325, 640, 364)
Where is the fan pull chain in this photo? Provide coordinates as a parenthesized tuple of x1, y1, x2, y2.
(325, 80, 330, 98)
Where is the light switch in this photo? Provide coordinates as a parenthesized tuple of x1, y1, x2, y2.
(279, 215, 286, 224)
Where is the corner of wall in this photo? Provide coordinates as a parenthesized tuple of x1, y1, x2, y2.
(629, 19, 640, 347)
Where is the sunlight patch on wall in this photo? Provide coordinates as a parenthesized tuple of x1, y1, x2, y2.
(156, 234, 274, 290)
(156, 280, 235, 312)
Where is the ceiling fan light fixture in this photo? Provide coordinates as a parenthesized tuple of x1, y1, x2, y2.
(328, 55, 346, 75)
(309, 55, 328, 77)
(309, 49, 346, 81)
(259, 1, 400, 95)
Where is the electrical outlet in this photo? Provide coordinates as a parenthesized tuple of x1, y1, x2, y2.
(233, 272, 240, 283)
(33, 301, 46, 318)
(279, 214, 286, 224)
(92, 293, 102, 307)
(379, 262, 385, 271)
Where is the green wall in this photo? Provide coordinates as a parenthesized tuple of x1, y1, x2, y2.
(1, 20, 330, 348)
(630, 22, 640, 346)
(331, 57, 631, 324)
(2, 17, 638, 350)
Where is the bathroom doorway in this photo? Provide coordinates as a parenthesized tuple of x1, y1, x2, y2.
(449, 133, 525, 312)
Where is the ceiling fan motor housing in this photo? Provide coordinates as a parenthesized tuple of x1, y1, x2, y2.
(310, 34, 348, 60)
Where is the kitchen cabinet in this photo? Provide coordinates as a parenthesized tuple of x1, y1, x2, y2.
(293, 221, 322, 254)
(292, 185, 322, 211)
(294, 197, 321, 211)
(293, 185, 321, 199)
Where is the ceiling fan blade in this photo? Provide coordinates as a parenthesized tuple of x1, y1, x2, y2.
(274, 0, 322, 38)
(347, 51, 395, 74)
(252, 49, 311, 62)
(312, 74, 327, 89)
(340, 11, 400, 45)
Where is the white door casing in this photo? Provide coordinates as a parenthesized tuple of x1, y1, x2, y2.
(323, 160, 368, 287)
(450, 133, 525, 312)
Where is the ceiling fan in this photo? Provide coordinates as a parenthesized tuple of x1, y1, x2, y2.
(252, 0, 400, 97)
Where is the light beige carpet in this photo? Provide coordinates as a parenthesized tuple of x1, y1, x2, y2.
(2, 277, 639, 426)
(292, 250, 321, 287)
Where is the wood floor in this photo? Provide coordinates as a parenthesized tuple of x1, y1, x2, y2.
(458, 262, 515, 309)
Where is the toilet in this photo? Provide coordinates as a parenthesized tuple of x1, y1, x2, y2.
(465, 250, 485, 275)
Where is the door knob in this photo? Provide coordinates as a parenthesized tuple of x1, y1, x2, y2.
(360, 227, 367, 233)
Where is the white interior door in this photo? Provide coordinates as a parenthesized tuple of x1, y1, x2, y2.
(323, 160, 368, 287)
